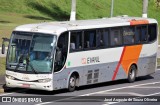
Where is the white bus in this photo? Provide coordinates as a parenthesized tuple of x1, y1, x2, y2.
(4, 16, 158, 91)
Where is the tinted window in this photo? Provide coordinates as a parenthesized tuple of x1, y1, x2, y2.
(141, 26, 148, 42)
(110, 28, 122, 46)
(123, 26, 135, 45)
(135, 26, 148, 43)
(148, 24, 157, 42)
(97, 29, 109, 48)
(135, 27, 141, 43)
(70, 32, 82, 51)
(84, 30, 96, 48)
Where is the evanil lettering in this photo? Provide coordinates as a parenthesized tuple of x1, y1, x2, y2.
(87, 57, 100, 64)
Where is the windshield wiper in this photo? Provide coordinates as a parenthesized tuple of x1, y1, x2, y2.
(26, 57, 38, 74)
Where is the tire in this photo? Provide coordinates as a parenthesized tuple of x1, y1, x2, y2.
(2, 44, 5, 54)
(128, 65, 137, 83)
(68, 74, 76, 92)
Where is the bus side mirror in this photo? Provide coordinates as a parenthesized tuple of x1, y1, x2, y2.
(1, 43, 5, 54)
(55, 50, 62, 62)
(2, 37, 10, 54)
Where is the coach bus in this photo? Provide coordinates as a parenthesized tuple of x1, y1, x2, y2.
(4, 16, 158, 91)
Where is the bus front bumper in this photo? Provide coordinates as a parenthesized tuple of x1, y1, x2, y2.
(6, 78, 53, 91)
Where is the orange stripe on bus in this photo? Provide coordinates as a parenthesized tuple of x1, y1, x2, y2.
(129, 20, 149, 25)
(112, 47, 126, 80)
(121, 45, 142, 75)
(112, 45, 142, 80)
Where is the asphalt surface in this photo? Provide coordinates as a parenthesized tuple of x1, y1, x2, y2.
(0, 70, 160, 105)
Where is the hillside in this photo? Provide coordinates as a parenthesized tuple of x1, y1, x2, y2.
(0, 0, 160, 45)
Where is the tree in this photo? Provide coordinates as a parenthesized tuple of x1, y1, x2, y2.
(155, 0, 160, 8)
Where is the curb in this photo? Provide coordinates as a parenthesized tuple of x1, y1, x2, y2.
(0, 88, 4, 93)
(0, 84, 5, 93)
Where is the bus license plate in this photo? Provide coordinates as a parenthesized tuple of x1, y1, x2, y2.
(22, 84, 30, 88)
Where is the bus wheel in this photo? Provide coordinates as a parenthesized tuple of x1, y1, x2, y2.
(128, 65, 137, 83)
(68, 74, 76, 92)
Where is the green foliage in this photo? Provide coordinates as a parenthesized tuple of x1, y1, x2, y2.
(0, 57, 6, 75)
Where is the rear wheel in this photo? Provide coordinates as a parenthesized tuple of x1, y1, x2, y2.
(68, 74, 76, 92)
(128, 65, 137, 83)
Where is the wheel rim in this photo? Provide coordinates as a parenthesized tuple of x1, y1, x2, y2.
(70, 77, 76, 87)
(130, 68, 135, 80)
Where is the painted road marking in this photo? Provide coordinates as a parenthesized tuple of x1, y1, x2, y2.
(0, 93, 14, 96)
(100, 92, 145, 96)
(102, 102, 118, 105)
(35, 81, 160, 105)
(144, 91, 160, 96)
(128, 86, 160, 89)
(80, 81, 160, 96)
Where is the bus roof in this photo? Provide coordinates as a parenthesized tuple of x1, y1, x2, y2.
(14, 16, 157, 36)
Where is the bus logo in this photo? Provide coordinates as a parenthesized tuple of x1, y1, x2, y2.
(82, 58, 87, 64)
(82, 57, 100, 64)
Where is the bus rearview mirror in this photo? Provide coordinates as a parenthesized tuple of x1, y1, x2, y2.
(1, 43, 5, 54)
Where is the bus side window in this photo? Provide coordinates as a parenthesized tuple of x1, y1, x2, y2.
(96, 29, 109, 48)
(141, 26, 148, 42)
(135, 27, 141, 43)
(123, 26, 135, 45)
(103, 29, 109, 47)
(110, 28, 122, 46)
(70, 32, 82, 51)
(148, 24, 157, 42)
(135, 26, 148, 43)
(97, 29, 104, 47)
(84, 30, 96, 49)
(54, 32, 69, 72)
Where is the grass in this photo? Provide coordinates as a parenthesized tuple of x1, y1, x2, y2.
(0, 57, 6, 76)
(157, 58, 160, 66)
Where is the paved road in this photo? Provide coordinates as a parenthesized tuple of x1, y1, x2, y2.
(0, 70, 160, 105)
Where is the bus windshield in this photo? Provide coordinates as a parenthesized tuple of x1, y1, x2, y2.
(7, 32, 57, 74)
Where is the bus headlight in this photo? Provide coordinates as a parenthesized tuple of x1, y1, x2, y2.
(38, 78, 51, 83)
(6, 75, 15, 80)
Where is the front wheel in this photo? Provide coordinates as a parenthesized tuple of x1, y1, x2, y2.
(128, 65, 137, 83)
(68, 75, 76, 92)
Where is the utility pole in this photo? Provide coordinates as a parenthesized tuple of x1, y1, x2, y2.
(110, 0, 114, 17)
(142, 0, 148, 18)
(70, 0, 76, 21)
